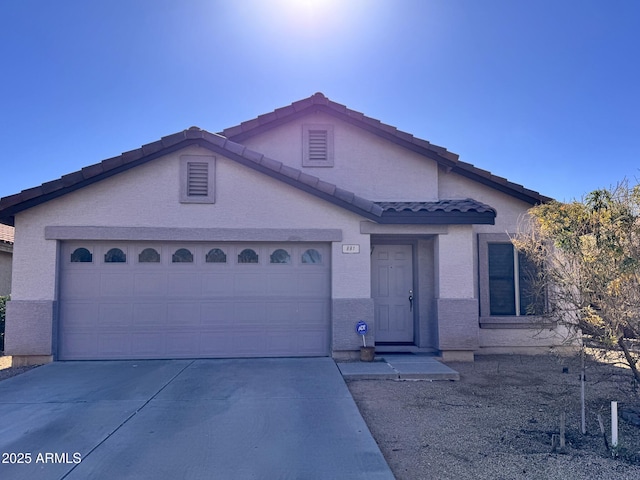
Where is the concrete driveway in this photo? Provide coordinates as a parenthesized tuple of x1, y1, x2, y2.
(0, 358, 394, 480)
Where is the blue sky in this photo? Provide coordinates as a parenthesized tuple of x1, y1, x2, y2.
(1, 0, 638, 202)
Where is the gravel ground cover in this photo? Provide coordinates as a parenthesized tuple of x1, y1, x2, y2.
(348, 353, 640, 480)
(0, 362, 40, 381)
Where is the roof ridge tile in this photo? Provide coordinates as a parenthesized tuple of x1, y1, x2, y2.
(279, 164, 301, 181)
(81, 163, 104, 180)
(298, 172, 319, 188)
(224, 140, 246, 157)
(242, 147, 264, 164)
(200, 130, 226, 147)
(333, 187, 355, 204)
(161, 131, 187, 147)
(121, 148, 145, 164)
(316, 180, 337, 196)
(219, 93, 550, 203)
(258, 156, 283, 172)
(141, 140, 164, 156)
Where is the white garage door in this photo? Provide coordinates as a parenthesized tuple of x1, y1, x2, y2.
(58, 242, 330, 360)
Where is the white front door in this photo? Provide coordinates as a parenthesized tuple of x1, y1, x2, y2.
(372, 244, 414, 343)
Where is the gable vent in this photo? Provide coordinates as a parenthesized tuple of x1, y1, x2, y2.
(187, 162, 209, 196)
(308, 130, 328, 162)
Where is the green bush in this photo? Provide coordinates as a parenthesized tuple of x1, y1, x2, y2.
(0, 295, 8, 353)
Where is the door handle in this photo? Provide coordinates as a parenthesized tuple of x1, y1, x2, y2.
(409, 290, 413, 312)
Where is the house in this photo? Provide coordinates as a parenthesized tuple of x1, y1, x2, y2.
(0, 93, 566, 365)
(0, 224, 13, 296)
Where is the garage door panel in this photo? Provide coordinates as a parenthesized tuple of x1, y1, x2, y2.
(100, 273, 133, 297)
(266, 327, 301, 355)
(166, 333, 200, 355)
(131, 333, 166, 356)
(168, 303, 201, 326)
(202, 274, 234, 296)
(199, 331, 234, 356)
(60, 302, 99, 328)
(233, 329, 266, 355)
(201, 302, 234, 325)
(62, 273, 99, 299)
(133, 304, 168, 326)
(60, 241, 330, 360)
(134, 273, 168, 296)
(234, 273, 268, 296)
(265, 302, 298, 323)
(234, 301, 266, 324)
(98, 333, 132, 356)
(297, 301, 330, 324)
(99, 303, 133, 327)
(298, 329, 330, 355)
(267, 275, 299, 295)
(298, 273, 330, 296)
(167, 273, 201, 297)
(60, 333, 98, 359)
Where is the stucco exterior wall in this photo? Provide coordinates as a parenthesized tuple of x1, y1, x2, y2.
(438, 167, 534, 234)
(11, 145, 371, 302)
(435, 225, 475, 299)
(438, 167, 565, 352)
(5, 109, 560, 359)
(416, 238, 436, 349)
(478, 323, 574, 354)
(240, 112, 439, 201)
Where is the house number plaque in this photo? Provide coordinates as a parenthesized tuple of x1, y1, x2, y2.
(342, 244, 360, 254)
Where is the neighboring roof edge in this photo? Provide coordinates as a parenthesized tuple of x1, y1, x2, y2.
(0, 223, 14, 245)
(220, 92, 552, 205)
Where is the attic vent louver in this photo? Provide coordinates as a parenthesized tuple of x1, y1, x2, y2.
(303, 124, 334, 167)
(187, 162, 209, 196)
(180, 155, 215, 204)
(308, 130, 328, 162)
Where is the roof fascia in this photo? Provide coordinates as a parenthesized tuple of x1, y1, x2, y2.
(224, 103, 457, 168)
(201, 142, 384, 223)
(0, 139, 199, 226)
(448, 168, 548, 205)
(0, 137, 385, 225)
(223, 102, 548, 204)
(379, 211, 496, 225)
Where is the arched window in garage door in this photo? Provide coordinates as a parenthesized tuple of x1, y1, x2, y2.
(206, 248, 227, 263)
(238, 248, 258, 264)
(270, 249, 291, 264)
(70, 247, 93, 263)
(104, 248, 126, 263)
(139, 248, 160, 263)
(301, 249, 322, 264)
(172, 248, 193, 263)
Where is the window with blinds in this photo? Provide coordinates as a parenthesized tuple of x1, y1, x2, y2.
(487, 243, 544, 316)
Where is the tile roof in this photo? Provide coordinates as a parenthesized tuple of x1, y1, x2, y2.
(376, 200, 496, 224)
(0, 93, 551, 227)
(0, 223, 14, 244)
(376, 199, 496, 214)
(0, 127, 496, 227)
(221, 93, 552, 206)
(0, 128, 387, 226)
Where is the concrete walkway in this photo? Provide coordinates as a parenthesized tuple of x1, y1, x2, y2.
(0, 358, 394, 480)
(338, 354, 460, 381)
